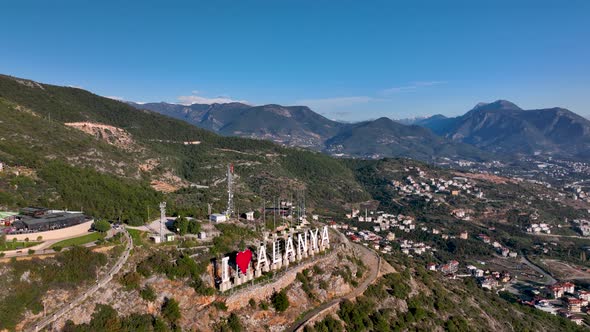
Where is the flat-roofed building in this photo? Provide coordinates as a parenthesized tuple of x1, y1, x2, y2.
(12, 211, 86, 232)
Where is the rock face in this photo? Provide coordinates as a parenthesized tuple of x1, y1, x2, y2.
(64, 122, 140, 152)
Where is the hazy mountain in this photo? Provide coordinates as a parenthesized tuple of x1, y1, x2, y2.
(131, 102, 489, 160)
(417, 100, 590, 159)
(129, 102, 344, 148)
(325, 117, 488, 160)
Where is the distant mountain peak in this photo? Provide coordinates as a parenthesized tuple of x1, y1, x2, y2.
(471, 100, 521, 112)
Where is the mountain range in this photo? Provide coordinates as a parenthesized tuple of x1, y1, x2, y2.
(131, 99, 590, 161)
(129, 102, 489, 161)
(414, 100, 590, 159)
(127, 102, 344, 149)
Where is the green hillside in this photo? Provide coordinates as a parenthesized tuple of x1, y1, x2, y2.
(0, 75, 369, 223)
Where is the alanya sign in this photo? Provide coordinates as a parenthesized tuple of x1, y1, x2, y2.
(217, 226, 330, 292)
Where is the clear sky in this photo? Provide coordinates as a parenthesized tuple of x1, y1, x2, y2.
(1, 0, 589, 121)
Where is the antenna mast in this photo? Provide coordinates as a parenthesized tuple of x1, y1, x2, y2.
(226, 163, 235, 217)
(159, 202, 166, 242)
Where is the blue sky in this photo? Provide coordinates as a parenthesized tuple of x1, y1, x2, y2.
(1, 0, 589, 121)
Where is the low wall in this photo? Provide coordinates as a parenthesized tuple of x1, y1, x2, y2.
(225, 250, 337, 310)
(6, 220, 94, 241)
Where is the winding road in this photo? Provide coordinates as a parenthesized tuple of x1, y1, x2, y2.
(29, 229, 133, 332)
(520, 255, 557, 285)
(287, 239, 382, 332)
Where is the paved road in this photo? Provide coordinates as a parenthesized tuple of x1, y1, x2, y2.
(287, 237, 381, 332)
(28, 229, 133, 332)
(533, 233, 590, 240)
(127, 217, 175, 235)
(521, 255, 557, 285)
(4, 229, 117, 259)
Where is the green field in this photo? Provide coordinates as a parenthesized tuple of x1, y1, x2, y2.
(0, 241, 40, 251)
(51, 232, 105, 249)
(126, 228, 146, 246)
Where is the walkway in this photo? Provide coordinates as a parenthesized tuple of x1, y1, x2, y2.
(287, 239, 381, 332)
(28, 229, 133, 332)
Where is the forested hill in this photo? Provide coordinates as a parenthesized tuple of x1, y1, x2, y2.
(0, 74, 370, 223)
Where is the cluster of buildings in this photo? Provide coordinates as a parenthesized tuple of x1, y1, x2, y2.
(477, 233, 518, 258)
(565, 184, 590, 202)
(526, 223, 552, 234)
(426, 260, 512, 291)
(426, 260, 459, 274)
(347, 210, 418, 233)
(472, 268, 512, 290)
(391, 168, 485, 203)
(574, 219, 590, 237)
(400, 239, 434, 256)
(526, 282, 590, 325)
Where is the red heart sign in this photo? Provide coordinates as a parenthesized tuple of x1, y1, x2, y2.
(236, 249, 252, 275)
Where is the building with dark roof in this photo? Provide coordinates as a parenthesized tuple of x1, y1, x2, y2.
(12, 208, 87, 232)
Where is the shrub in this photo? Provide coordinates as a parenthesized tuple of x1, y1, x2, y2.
(212, 301, 228, 311)
(161, 298, 181, 323)
(271, 290, 289, 312)
(313, 265, 324, 275)
(120, 271, 141, 290)
(140, 286, 156, 302)
(248, 298, 256, 308)
(259, 301, 269, 310)
(227, 313, 243, 332)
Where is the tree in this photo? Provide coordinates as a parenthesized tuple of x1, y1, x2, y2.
(173, 217, 188, 235)
(187, 220, 201, 234)
(0, 234, 6, 247)
(271, 290, 290, 312)
(93, 220, 111, 233)
(88, 304, 122, 331)
(161, 298, 181, 323)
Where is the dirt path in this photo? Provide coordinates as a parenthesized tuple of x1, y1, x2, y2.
(287, 240, 382, 332)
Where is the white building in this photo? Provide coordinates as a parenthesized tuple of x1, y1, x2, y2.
(210, 213, 227, 223)
(245, 211, 255, 221)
